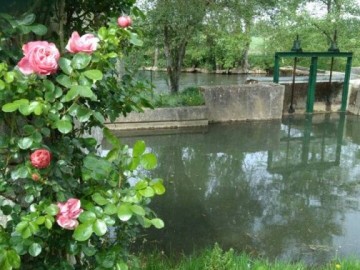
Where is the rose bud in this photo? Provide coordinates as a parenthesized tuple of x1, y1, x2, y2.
(31, 173, 40, 181)
(117, 16, 132, 28)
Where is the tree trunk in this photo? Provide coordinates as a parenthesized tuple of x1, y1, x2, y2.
(240, 18, 251, 73)
(57, 0, 66, 52)
(153, 47, 159, 68)
(163, 25, 187, 93)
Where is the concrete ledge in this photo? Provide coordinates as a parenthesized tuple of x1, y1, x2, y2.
(106, 106, 208, 130)
(200, 83, 285, 122)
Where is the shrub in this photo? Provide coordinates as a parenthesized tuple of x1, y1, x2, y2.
(0, 12, 165, 270)
(153, 87, 205, 108)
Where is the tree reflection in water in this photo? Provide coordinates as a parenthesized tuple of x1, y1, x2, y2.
(108, 113, 360, 265)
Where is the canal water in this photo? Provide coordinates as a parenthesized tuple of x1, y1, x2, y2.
(108, 113, 360, 265)
(137, 70, 252, 93)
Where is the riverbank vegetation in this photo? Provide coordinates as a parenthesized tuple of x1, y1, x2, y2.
(152, 87, 205, 108)
(135, 0, 360, 92)
(140, 244, 360, 270)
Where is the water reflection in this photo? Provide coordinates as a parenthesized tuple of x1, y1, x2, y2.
(108, 114, 360, 264)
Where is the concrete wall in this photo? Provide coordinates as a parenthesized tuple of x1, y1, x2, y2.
(200, 83, 285, 122)
(282, 81, 343, 113)
(347, 79, 360, 115)
(106, 106, 208, 130)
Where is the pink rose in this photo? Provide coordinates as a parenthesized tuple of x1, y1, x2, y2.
(17, 41, 60, 75)
(117, 16, 132, 28)
(30, 149, 51, 169)
(56, 198, 83, 230)
(65, 31, 99, 54)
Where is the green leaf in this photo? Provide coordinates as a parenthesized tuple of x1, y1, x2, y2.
(83, 70, 103, 81)
(58, 58, 73, 75)
(78, 86, 95, 99)
(43, 79, 55, 92)
(129, 32, 143, 46)
(29, 243, 42, 257)
(151, 180, 166, 195)
(76, 106, 92, 122)
(72, 53, 91, 70)
(29, 221, 39, 234)
(30, 24, 47, 35)
(56, 74, 72, 88)
(104, 204, 117, 215)
(117, 204, 132, 221)
(130, 205, 145, 216)
(45, 218, 53, 229)
(139, 187, 155, 198)
(151, 218, 165, 229)
(92, 193, 108, 206)
(93, 219, 107, 236)
(32, 102, 43, 115)
(2, 102, 19, 112)
(140, 153, 157, 170)
(0, 79, 5, 90)
(116, 261, 129, 270)
(107, 52, 118, 58)
(4, 72, 15, 83)
(7, 250, 20, 268)
(133, 140, 146, 157)
(98, 27, 107, 40)
(73, 223, 93, 241)
(56, 119, 72, 134)
(103, 128, 120, 148)
(15, 221, 28, 233)
(83, 155, 112, 180)
(21, 227, 32, 239)
(82, 245, 96, 256)
(45, 204, 59, 216)
(18, 13, 35, 25)
(135, 180, 148, 190)
(11, 165, 29, 180)
(18, 137, 33, 149)
(93, 112, 105, 123)
(35, 216, 45, 225)
(64, 87, 79, 102)
(79, 211, 97, 223)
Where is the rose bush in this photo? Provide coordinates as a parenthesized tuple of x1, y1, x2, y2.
(0, 12, 164, 270)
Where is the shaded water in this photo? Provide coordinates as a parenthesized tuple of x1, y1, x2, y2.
(137, 70, 251, 93)
(109, 114, 360, 265)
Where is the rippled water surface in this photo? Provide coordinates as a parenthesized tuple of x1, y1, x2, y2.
(108, 114, 360, 264)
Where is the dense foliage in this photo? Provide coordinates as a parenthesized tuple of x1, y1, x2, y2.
(0, 8, 165, 270)
(139, 0, 360, 75)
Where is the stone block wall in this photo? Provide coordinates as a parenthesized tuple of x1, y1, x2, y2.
(200, 83, 285, 122)
(106, 106, 208, 130)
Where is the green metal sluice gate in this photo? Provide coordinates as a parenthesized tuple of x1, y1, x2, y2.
(273, 35, 353, 113)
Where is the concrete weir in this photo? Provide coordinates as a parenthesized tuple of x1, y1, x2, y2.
(106, 77, 360, 131)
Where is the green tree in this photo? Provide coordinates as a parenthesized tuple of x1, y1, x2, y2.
(145, 0, 211, 93)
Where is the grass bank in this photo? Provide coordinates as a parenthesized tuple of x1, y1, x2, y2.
(152, 87, 205, 108)
(139, 244, 360, 270)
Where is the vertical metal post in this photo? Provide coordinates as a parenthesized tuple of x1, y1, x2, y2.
(340, 56, 352, 111)
(289, 57, 297, 113)
(274, 53, 280, 83)
(306, 57, 318, 113)
(327, 57, 334, 105)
